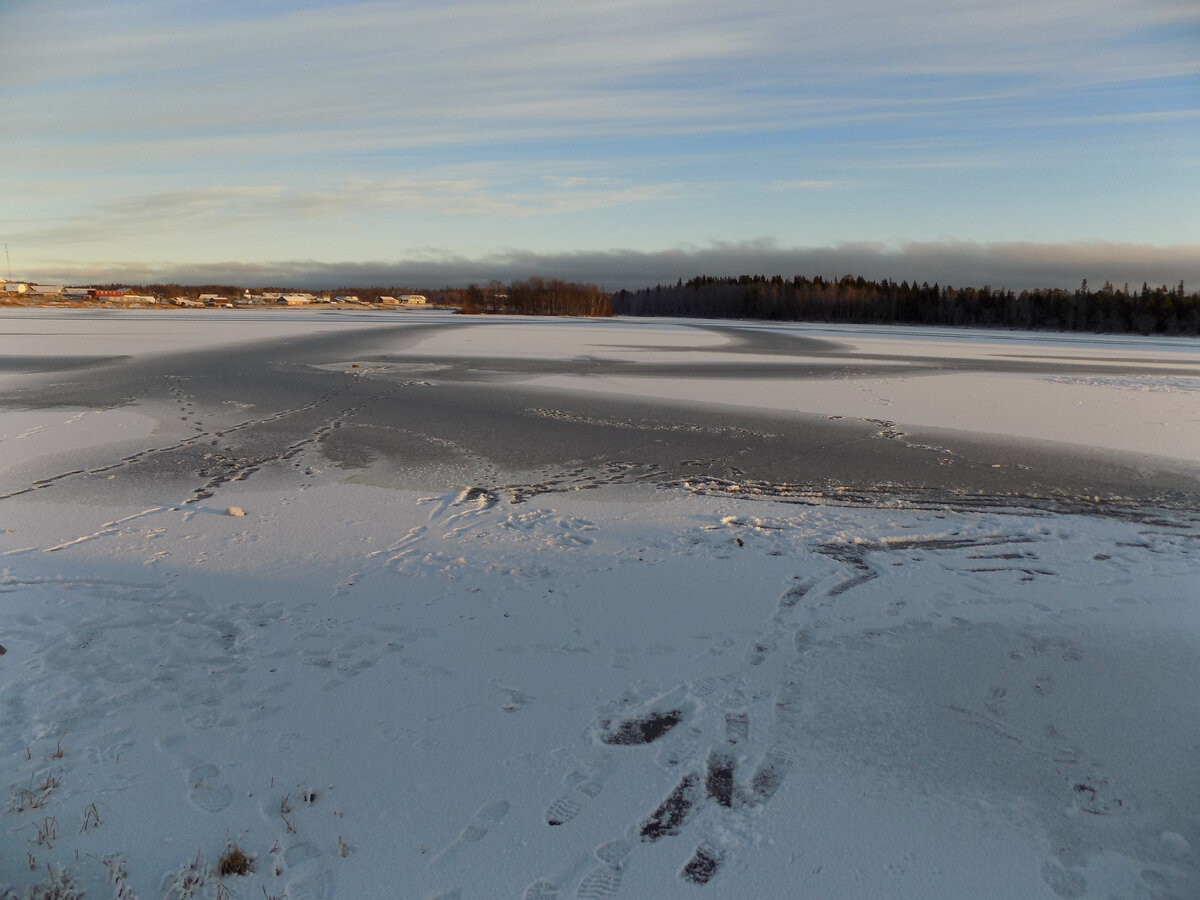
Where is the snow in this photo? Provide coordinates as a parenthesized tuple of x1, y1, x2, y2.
(1, 310, 1199, 899)
(491, 323, 1200, 466)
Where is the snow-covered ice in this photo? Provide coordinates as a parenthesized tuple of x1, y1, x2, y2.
(1, 310, 1198, 899)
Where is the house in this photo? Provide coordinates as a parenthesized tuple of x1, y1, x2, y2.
(277, 294, 314, 306)
(377, 296, 400, 306)
(2, 282, 67, 300)
(400, 294, 427, 305)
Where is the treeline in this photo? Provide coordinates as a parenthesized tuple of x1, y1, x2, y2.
(450, 277, 613, 317)
(612, 275, 1200, 335)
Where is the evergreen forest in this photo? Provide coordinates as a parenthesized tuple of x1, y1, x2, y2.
(611, 275, 1200, 335)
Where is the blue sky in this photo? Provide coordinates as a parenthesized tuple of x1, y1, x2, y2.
(3, 0, 1198, 289)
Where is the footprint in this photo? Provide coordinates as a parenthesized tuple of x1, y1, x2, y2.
(705, 750, 736, 808)
(184, 709, 220, 730)
(744, 631, 777, 666)
(497, 685, 532, 712)
(546, 795, 582, 827)
(593, 839, 631, 867)
(156, 732, 188, 752)
(187, 764, 233, 813)
(724, 711, 749, 746)
(524, 879, 560, 900)
(286, 866, 334, 900)
(576, 839, 632, 897)
(1040, 861, 1086, 899)
(461, 800, 510, 841)
(283, 842, 320, 868)
(576, 863, 623, 899)
(429, 800, 510, 866)
(599, 709, 684, 746)
(680, 843, 724, 885)
(777, 581, 813, 610)
(545, 757, 614, 826)
(748, 748, 792, 806)
(640, 773, 701, 842)
(655, 723, 703, 772)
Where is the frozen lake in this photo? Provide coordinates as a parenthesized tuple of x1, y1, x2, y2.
(1, 310, 1198, 899)
(3, 309, 1199, 511)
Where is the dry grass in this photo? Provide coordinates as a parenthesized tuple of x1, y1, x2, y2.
(217, 842, 253, 877)
(11, 774, 59, 813)
(32, 817, 57, 849)
(279, 794, 296, 833)
(79, 802, 100, 834)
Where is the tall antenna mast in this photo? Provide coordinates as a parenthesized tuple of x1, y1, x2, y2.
(4, 244, 10, 281)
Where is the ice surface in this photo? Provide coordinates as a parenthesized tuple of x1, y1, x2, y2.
(1, 310, 1198, 898)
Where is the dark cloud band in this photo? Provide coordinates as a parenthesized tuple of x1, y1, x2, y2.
(29, 240, 1200, 294)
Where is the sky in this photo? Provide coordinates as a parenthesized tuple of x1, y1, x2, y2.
(2, 0, 1199, 291)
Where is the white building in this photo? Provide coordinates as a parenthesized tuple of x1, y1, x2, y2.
(1, 283, 64, 295)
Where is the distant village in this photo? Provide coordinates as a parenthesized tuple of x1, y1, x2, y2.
(0, 279, 432, 309)
(0, 276, 615, 317)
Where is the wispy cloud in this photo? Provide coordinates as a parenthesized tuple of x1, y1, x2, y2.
(4, 0, 1197, 272)
(14, 177, 684, 246)
(771, 180, 852, 192)
(6, 0, 1196, 149)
